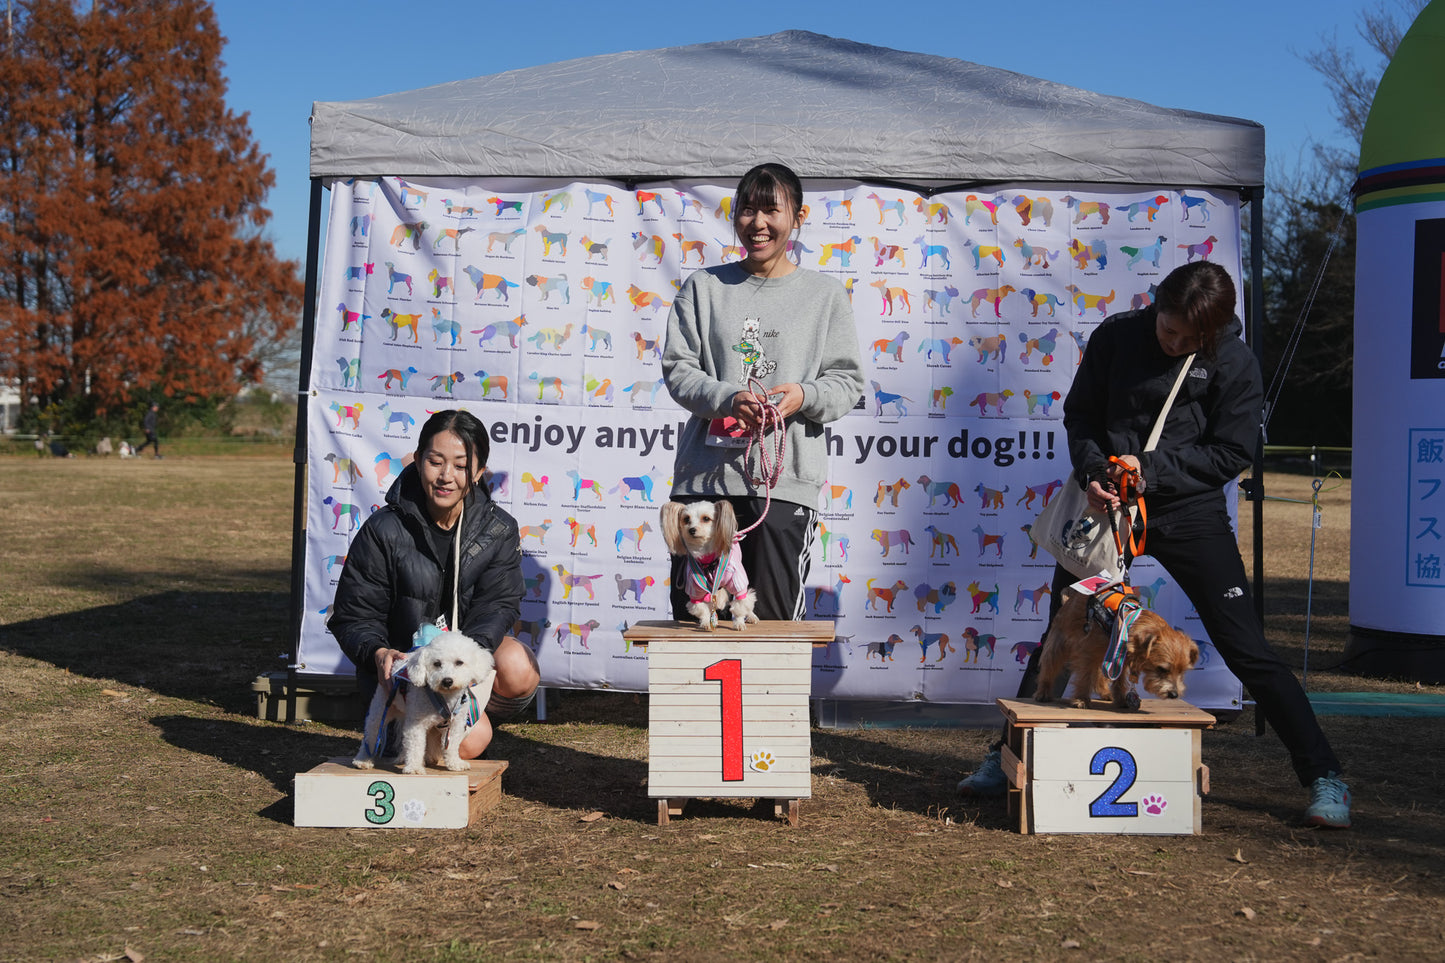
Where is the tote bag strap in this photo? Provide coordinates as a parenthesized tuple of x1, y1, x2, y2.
(1143, 353, 1195, 453)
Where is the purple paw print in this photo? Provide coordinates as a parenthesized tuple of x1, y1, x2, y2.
(1141, 794, 1168, 817)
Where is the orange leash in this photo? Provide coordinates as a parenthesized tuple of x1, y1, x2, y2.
(1108, 455, 1147, 562)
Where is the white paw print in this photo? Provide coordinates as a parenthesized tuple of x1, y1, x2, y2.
(1140, 793, 1168, 817)
(400, 798, 427, 824)
(749, 750, 775, 772)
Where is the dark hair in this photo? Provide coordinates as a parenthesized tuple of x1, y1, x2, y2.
(733, 162, 804, 227)
(415, 409, 490, 491)
(1155, 261, 1237, 358)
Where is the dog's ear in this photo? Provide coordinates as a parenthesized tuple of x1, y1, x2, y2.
(399, 646, 429, 688)
(712, 500, 738, 556)
(659, 502, 685, 555)
(1187, 637, 1200, 668)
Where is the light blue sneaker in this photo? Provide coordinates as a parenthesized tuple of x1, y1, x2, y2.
(957, 746, 1007, 797)
(1305, 773, 1351, 828)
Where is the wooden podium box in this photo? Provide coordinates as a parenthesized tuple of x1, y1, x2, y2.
(997, 698, 1214, 835)
(294, 757, 507, 828)
(624, 620, 833, 826)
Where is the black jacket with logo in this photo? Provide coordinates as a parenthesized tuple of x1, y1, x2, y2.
(328, 465, 523, 678)
(1062, 307, 1260, 520)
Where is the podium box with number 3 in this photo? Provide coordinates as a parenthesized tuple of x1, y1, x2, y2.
(624, 620, 833, 827)
(997, 697, 1214, 835)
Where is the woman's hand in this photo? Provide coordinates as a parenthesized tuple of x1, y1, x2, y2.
(373, 647, 408, 681)
(1087, 479, 1119, 513)
(1107, 454, 1146, 494)
(731, 384, 801, 431)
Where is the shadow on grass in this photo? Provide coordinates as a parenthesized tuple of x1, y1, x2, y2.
(2, 588, 290, 714)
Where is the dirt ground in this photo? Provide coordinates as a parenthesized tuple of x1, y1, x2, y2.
(1, 458, 1441, 962)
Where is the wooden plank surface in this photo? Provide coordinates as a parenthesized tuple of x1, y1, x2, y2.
(624, 619, 836, 645)
(997, 697, 1216, 729)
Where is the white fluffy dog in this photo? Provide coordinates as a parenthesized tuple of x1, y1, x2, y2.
(660, 500, 758, 631)
(352, 629, 496, 774)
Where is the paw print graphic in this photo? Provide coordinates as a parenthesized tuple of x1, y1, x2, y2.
(749, 750, 775, 772)
(1140, 794, 1168, 817)
(400, 798, 428, 825)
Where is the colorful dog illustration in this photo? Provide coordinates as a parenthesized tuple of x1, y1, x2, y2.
(975, 483, 1008, 509)
(1061, 195, 1110, 225)
(552, 565, 604, 600)
(875, 478, 910, 508)
(615, 574, 656, 602)
(377, 366, 417, 390)
(521, 473, 549, 498)
(565, 469, 605, 501)
(812, 573, 852, 614)
(555, 619, 602, 649)
(378, 403, 414, 432)
(518, 519, 552, 547)
(1064, 285, 1116, 317)
(483, 229, 526, 253)
(1014, 583, 1051, 614)
(472, 315, 528, 349)
(972, 525, 1004, 557)
(824, 483, 853, 510)
(1131, 283, 1160, 311)
(912, 198, 951, 224)
(428, 371, 465, 394)
(327, 401, 363, 430)
(1023, 389, 1062, 415)
(1179, 192, 1215, 222)
(866, 192, 908, 226)
(429, 310, 460, 346)
(512, 618, 551, 651)
(630, 232, 666, 264)
(965, 582, 1001, 615)
(1017, 287, 1063, 318)
(861, 637, 899, 662)
(1119, 194, 1170, 222)
(1012, 640, 1041, 664)
(917, 336, 963, 363)
(540, 190, 572, 213)
(472, 370, 508, 400)
(970, 389, 1015, 415)
(388, 221, 427, 250)
(384, 261, 413, 296)
(671, 233, 707, 265)
(911, 625, 954, 663)
(321, 496, 361, 532)
(323, 451, 363, 484)
(924, 285, 960, 314)
(865, 578, 909, 611)
(963, 194, 1002, 225)
(379, 308, 421, 343)
(818, 522, 851, 562)
(1122, 235, 1168, 270)
(528, 373, 564, 401)
(1068, 238, 1108, 271)
(632, 331, 662, 360)
(525, 273, 570, 303)
(871, 331, 910, 362)
(968, 285, 1015, 318)
(870, 528, 913, 557)
(1008, 194, 1054, 227)
(1020, 523, 1040, 559)
(962, 627, 1000, 663)
(610, 472, 656, 502)
(624, 379, 665, 407)
(869, 279, 912, 315)
(342, 262, 374, 283)
(931, 386, 954, 410)
(914, 581, 958, 614)
(441, 197, 478, 218)
(526, 322, 575, 351)
(926, 525, 961, 558)
(1018, 329, 1060, 365)
(969, 333, 1008, 364)
(871, 236, 907, 268)
(916, 475, 964, 508)
(463, 266, 518, 302)
(1016, 479, 1064, 510)
(819, 235, 863, 267)
(870, 380, 912, 417)
(627, 285, 671, 313)
(1012, 238, 1058, 269)
(614, 520, 653, 552)
(485, 195, 523, 217)
(1179, 235, 1219, 262)
(581, 276, 616, 306)
(963, 238, 1006, 269)
(564, 516, 595, 547)
(433, 226, 475, 251)
(425, 268, 453, 300)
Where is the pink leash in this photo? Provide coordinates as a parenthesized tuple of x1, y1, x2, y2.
(736, 377, 787, 540)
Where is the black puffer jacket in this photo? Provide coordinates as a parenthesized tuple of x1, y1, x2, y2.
(1062, 307, 1261, 520)
(328, 465, 523, 678)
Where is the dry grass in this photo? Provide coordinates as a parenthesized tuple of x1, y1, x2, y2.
(1, 458, 1441, 962)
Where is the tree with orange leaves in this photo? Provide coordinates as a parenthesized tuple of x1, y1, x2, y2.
(0, 0, 301, 424)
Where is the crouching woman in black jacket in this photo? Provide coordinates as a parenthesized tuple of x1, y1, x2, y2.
(329, 409, 539, 759)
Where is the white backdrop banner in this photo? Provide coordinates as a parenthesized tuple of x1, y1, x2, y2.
(300, 175, 1246, 710)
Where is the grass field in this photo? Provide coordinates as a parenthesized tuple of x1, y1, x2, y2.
(1, 455, 1441, 962)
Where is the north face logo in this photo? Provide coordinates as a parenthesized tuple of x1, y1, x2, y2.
(1223, 586, 1243, 599)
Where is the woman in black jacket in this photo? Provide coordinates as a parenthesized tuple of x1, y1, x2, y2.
(958, 261, 1350, 829)
(329, 409, 537, 759)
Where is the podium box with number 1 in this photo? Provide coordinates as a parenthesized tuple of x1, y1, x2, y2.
(623, 620, 832, 826)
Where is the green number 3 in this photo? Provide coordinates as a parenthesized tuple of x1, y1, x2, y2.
(365, 780, 395, 824)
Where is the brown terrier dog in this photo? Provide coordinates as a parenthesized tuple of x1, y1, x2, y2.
(1034, 591, 1198, 711)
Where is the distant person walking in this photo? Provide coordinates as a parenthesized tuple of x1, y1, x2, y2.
(136, 402, 161, 458)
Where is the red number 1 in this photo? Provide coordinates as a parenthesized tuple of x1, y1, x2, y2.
(703, 658, 743, 781)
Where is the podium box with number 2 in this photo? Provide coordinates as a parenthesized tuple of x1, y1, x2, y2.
(624, 620, 832, 827)
(997, 697, 1214, 835)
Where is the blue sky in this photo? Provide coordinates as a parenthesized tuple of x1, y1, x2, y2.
(211, 0, 1388, 266)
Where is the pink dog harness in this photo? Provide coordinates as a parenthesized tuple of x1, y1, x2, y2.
(683, 542, 750, 607)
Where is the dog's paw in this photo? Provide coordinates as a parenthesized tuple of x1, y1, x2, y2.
(1121, 691, 1141, 711)
(352, 756, 374, 770)
(443, 757, 469, 772)
(399, 759, 426, 775)
(749, 750, 774, 772)
(1141, 793, 1168, 816)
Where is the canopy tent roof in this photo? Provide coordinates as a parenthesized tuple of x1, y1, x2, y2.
(309, 31, 1264, 189)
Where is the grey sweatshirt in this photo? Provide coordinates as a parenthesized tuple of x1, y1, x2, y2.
(662, 262, 865, 508)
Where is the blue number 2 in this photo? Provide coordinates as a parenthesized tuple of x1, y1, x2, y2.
(1088, 746, 1139, 817)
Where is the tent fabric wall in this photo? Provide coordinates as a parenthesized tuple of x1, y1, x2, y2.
(299, 32, 1263, 711)
(309, 31, 1264, 190)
